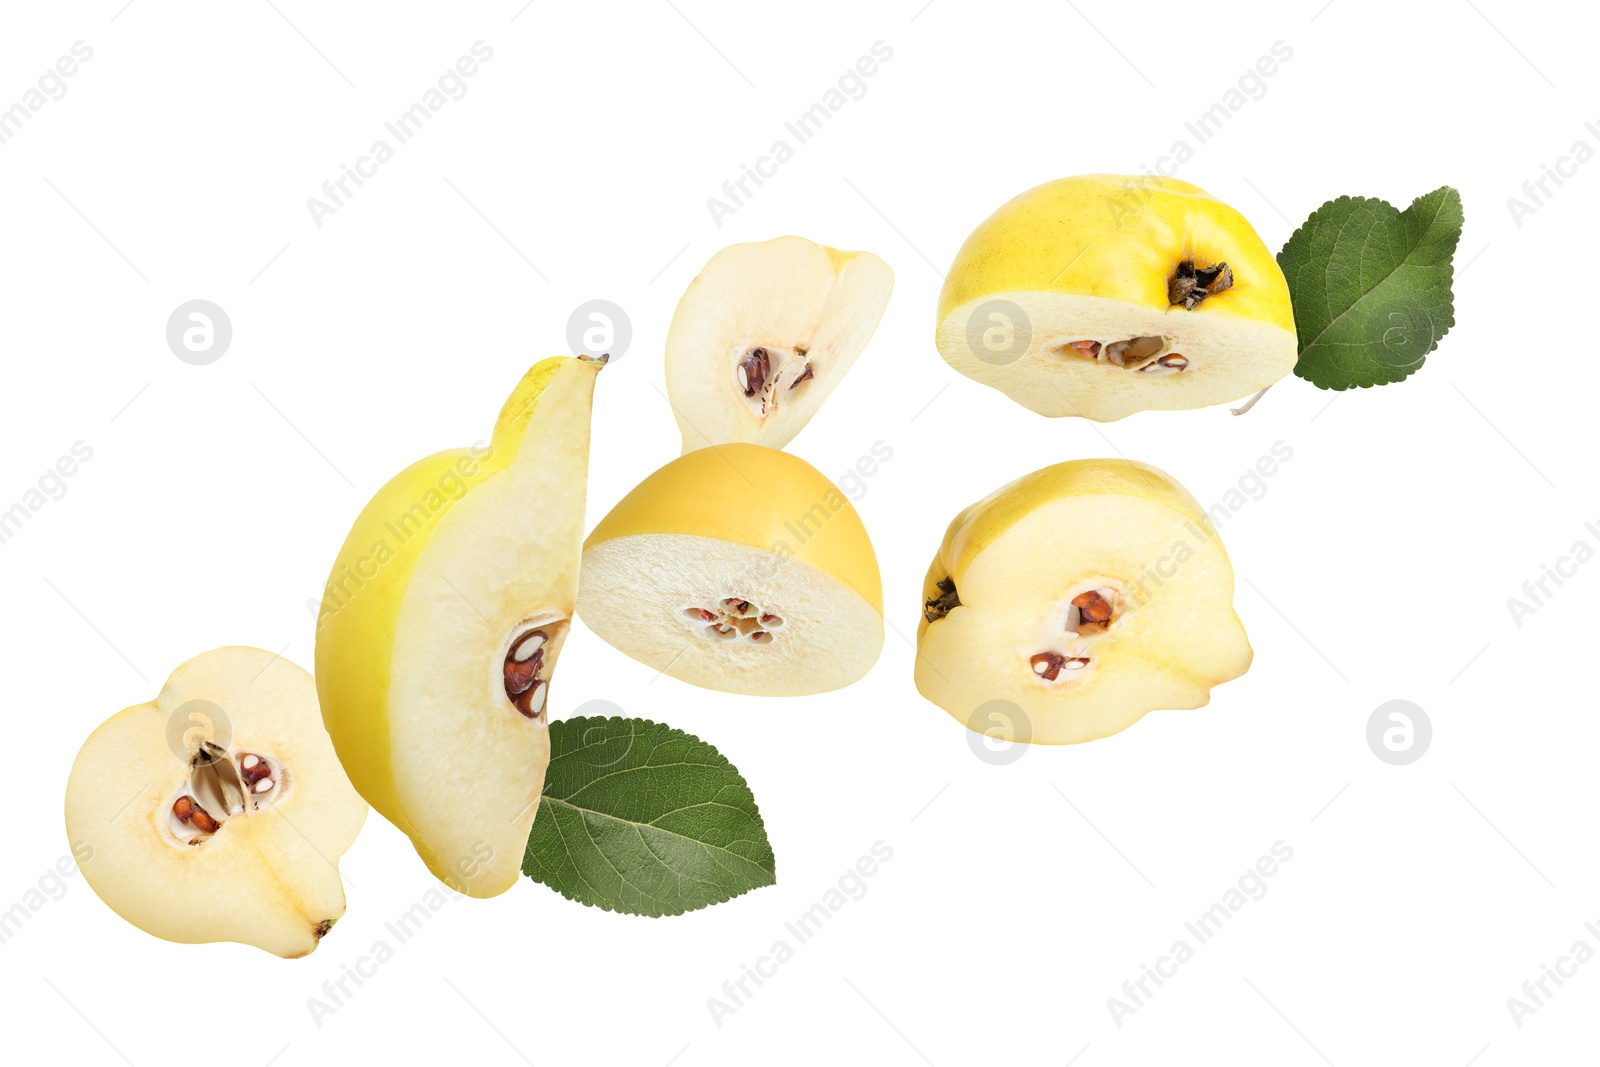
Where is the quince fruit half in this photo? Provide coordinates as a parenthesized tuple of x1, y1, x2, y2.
(915, 460, 1251, 744)
(936, 175, 1296, 421)
(577, 444, 882, 695)
(64, 647, 367, 957)
(315, 355, 603, 897)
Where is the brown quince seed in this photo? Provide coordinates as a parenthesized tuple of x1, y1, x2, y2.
(737, 348, 770, 397)
(1072, 590, 1113, 624)
(188, 802, 221, 834)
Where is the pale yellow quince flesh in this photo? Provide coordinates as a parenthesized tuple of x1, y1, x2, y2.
(315, 356, 602, 897)
(578, 443, 883, 696)
(64, 647, 367, 957)
(916, 460, 1252, 744)
(936, 175, 1296, 421)
(666, 236, 893, 453)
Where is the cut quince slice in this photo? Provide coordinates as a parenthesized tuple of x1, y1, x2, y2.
(935, 175, 1296, 422)
(577, 444, 882, 695)
(915, 460, 1251, 744)
(63, 647, 367, 957)
(314, 356, 603, 897)
(666, 236, 893, 452)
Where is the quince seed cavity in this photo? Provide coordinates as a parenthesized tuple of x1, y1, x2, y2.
(1138, 353, 1189, 374)
(1103, 335, 1167, 369)
(683, 594, 787, 645)
(1056, 336, 1179, 373)
(737, 348, 770, 398)
(168, 741, 290, 844)
(1029, 651, 1091, 682)
(503, 625, 561, 720)
(1070, 589, 1114, 628)
(171, 794, 221, 836)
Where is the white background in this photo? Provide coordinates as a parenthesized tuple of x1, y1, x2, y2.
(1, 1, 1593, 1063)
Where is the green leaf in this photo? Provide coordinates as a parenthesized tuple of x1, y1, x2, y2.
(522, 716, 776, 917)
(1278, 186, 1462, 390)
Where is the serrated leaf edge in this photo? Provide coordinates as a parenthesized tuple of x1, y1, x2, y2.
(522, 714, 777, 918)
(1284, 187, 1462, 391)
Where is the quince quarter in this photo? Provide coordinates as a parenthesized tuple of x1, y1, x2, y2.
(666, 236, 893, 452)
